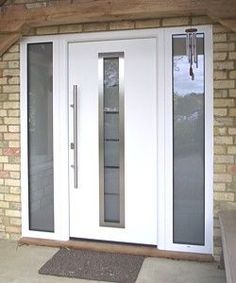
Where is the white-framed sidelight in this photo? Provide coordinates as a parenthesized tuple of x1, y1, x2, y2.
(20, 26, 213, 253)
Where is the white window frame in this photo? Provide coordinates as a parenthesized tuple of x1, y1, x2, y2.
(20, 26, 213, 254)
(159, 26, 213, 254)
(20, 36, 70, 240)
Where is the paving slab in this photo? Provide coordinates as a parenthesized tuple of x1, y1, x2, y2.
(0, 239, 226, 283)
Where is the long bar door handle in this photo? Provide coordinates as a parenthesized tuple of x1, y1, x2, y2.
(72, 85, 78, 188)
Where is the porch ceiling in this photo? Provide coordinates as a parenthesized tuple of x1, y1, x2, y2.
(0, 0, 236, 56)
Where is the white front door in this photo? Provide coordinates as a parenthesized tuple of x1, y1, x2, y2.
(68, 38, 157, 245)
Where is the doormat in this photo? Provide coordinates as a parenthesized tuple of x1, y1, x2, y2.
(39, 248, 145, 283)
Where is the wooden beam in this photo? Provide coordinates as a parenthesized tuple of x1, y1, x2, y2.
(0, 33, 21, 57)
(218, 18, 236, 33)
(0, 0, 7, 6)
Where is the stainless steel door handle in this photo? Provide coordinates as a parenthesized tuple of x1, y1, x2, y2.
(72, 85, 78, 188)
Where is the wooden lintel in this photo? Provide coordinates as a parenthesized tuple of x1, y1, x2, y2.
(218, 18, 236, 33)
(0, 33, 21, 57)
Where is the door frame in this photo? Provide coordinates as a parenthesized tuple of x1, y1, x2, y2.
(20, 26, 213, 253)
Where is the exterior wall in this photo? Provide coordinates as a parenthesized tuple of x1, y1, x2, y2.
(0, 13, 235, 258)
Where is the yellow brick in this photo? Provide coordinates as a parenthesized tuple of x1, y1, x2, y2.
(228, 128, 236, 135)
(229, 71, 236, 79)
(4, 117, 20, 124)
(214, 108, 227, 117)
(229, 89, 236, 97)
(214, 145, 226, 154)
(0, 201, 9, 208)
(162, 17, 189, 27)
(4, 179, 20, 187)
(8, 94, 20, 101)
(3, 164, 20, 171)
(214, 89, 228, 98)
(213, 24, 230, 33)
(3, 85, 20, 93)
(214, 127, 227, 135)
(4, 194, 20, 202)
(8, 61, 19, 69)
(214, 99, 234, 107)
(214, 173, 232, 183)
(135, 19, 161, 29)
(8, 77, 20, 85)
(10, 187, 20, 194)
(3, 102, 20, 110)
(5, 226, 21, 234)
(214, 61, 235, 71)
(5, 210, 21, 217)
(229, 108, 236, 116)
(3, 53, 19, 61)
(0, 126, 7, 132)
(214, 164, 226, 173)
(214, 43, 235, 52)
(0, 78, 8, 85)
(83, 22, 108, 32)
(9, 141, 20, 148)
(3, 133, 20, 141)
(59, 24, 82, 34)
(0, 156, 8, 163)
(227, 146, 236, 154)
(214, 155, 234, 164)
(8, 45, 19, 53)
(214, 80, 235, 89)
(229, 52, 236, 60)
(214, 71, 227, 80)
(214, 136, 233, 144)
(0, 109, 7, 117)
(36, 26, 58, 35)
(8, 126, 19, 133)
(0, 194, 3, 201)
(3, 69, 19, 77)
(214, 183, 226, 191)
(214, 192, 235, 201)
(10, 218, 21, 226)
(213, 33, 227, 42)
(10, 172, 20, 179)
(109, 21, 134, 30)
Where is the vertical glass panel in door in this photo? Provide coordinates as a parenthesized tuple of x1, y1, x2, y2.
(99, 53, 124, 227)
(173, 34, 205, 245)
(27, 43, 54, 232)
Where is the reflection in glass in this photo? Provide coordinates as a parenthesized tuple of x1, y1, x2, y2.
(173, 34, 205, 245)
(28, 43, 54, 232)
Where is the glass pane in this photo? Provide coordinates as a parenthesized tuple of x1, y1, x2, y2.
(104, 194, 120, 223)
(173, 34, 205, 245)
(104, 113, 119, 140)
(28, 43, 54, 232)
(104, 58, 119, 111)
(99, 53, 124, 226)
(104, 141, 119, 168)
(104, 168, 119, 194)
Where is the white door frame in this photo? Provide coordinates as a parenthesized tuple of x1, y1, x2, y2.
(20, 26, 213, 254)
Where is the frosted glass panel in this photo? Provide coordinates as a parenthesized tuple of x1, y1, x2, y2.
(104, 113, 119, 140)
(28, 43, 54, 232)
(104, 195, 120, 223)
(173, 34, 205, 245)
(99, 53, 124, 226)
(104, 168, 119, 194)
(104, 141, 119, 167)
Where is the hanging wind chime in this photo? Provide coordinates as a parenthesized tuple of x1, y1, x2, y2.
(185, 28, 198, 80)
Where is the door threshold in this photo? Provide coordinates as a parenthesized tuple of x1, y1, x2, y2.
(18, 237, 213, 262)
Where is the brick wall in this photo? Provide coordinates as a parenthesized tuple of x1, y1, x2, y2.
(0, 43, 21, 240)
(0, 15, 236, 259)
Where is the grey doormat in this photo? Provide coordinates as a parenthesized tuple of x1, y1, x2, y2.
(39, 248, 145, 283)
